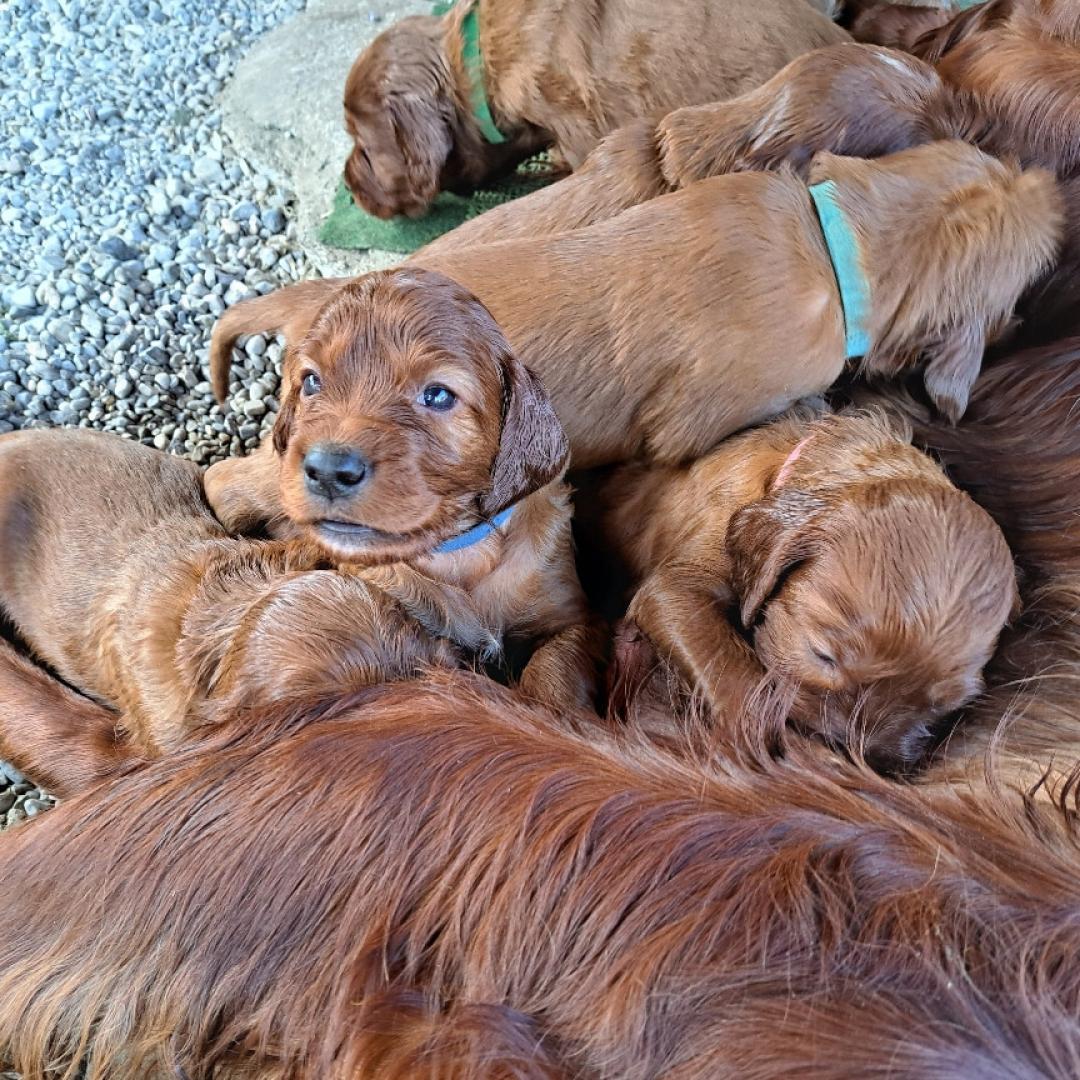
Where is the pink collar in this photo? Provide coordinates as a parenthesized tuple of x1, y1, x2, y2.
(772, 435, 815, 490)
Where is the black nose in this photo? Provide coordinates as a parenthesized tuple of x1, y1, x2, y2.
(303, 444, 369, 500)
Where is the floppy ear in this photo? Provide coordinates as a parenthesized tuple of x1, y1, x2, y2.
(922, 321, 985, 424)
(726, 489, 827, 627)
(911, 0, 1005, 62)
(389, 92, 454, 215)
(479, 352, 569, 517)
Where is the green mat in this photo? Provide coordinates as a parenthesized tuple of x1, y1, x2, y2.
(319, 154, 560, 255)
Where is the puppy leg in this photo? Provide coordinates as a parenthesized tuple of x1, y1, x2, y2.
(658, 45, 953, 187)
(210, 277, 349, 401)
(518, 619, 605, 712)
(625, 565, 766, 723)
(0, 637, 135, 798)
(359, 564, 502, 658)
(204, 438, 297, 538)
(415, 119, 671, 256)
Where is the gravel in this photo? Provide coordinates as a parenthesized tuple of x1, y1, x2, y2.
(0, 0, 318, 829)
(0, 0, 313, 470)
(0, 760, 57, 831)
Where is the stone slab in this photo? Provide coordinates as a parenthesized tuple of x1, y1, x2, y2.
(222, 0, 428, 278)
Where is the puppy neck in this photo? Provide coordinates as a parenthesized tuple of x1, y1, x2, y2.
(771, 435, 817, 490)
(431, 505, 516, 556)
(807, 182, 872, 360)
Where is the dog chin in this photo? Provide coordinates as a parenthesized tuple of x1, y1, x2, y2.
(306, 520, 422, 562)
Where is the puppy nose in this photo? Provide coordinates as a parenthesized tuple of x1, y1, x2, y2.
(303, 444, 369, 500)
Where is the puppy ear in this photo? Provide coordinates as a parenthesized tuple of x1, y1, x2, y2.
(389, 93, 453, 215)
(479, 353, 568, 517)
(727, 490, 827, 627)
(922, 321, 985, 424)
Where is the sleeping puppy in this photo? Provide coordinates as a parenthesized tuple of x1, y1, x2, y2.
(206, 268, 599, 708)
(342, 0, 848, 218)
(211, 141, 1062, 470)
(602, 408, 1019, 773)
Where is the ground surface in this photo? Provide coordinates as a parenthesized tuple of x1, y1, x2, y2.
(223, 0, 427, 276)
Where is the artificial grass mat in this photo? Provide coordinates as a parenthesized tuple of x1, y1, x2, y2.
(319, 154, 560, 255)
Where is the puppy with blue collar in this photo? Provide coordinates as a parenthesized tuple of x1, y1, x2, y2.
(0, 271, 597, 797)
(206, 268, 599, 712)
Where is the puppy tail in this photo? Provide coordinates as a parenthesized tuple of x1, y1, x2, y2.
(0, 637, 136, 799)
(209, 278, 349, 404)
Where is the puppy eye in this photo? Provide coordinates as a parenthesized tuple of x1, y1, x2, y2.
(419, 384, 457, 411)
(301, 372, 322, 397)
(812, 649, 837, 668)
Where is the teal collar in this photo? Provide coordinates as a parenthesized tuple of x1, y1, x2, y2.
(432, 505, 514, 555)
(808, 180, 872, 360)
(459, 1, 507, 145)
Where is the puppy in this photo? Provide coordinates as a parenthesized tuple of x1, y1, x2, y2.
(0, 429, 460, 795)
(3, 672, 1080, 1078)
(211, 141, 1062, 470)
(416, 43, 964, 256)
(342, 0, 848, 218)
(852, 0, 1080, 174)
(206, 268, 598, 709)
(602, 408, 1018, 772)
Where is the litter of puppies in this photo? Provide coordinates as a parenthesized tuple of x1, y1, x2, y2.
(3, 0, 1080, 1075)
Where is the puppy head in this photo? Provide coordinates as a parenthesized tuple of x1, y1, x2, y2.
(808, 141, 1063, 423)
(343, 17, 457, 219)
(272, 268, 567, 562)
(727, 416, 1018, 772)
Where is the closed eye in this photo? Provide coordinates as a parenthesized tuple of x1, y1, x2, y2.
(812, 648, 837, 668)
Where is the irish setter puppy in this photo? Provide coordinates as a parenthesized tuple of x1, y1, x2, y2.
(211, 141, 1062, 470)
(2, 671, 1080, 1078)
(341, 0, 848, 218)
(851, 0, 1080, 174)
(206, 268, 598, 707)
(0, 274, 597, 793)
(601, 407, 1017, 772)
(415, 43, 964, 256)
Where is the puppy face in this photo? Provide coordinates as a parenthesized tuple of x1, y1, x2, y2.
(342, 18, 455, 219)
(729, 456, 1017, 772)
(272, 269, 567, 563)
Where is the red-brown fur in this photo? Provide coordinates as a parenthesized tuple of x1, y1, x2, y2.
(2, 672, 1080, 1078)
(211, 141, 1062, 471)
(415, 43, 965, 255)
(341, 0, 848, 218)
(0, 428, 459, 796)
(0, 274, 601, 793)
(601, 407, 1018, 773)
(851, 0, 1080, 174)
(207, 268, 600, 710)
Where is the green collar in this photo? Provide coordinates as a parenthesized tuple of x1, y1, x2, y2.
(808, 180, 872, 360)
(458, 1, 507, 145)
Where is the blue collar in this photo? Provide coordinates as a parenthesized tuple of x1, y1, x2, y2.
(432, 505, 514, 555)
(808, 180, 872, 360)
